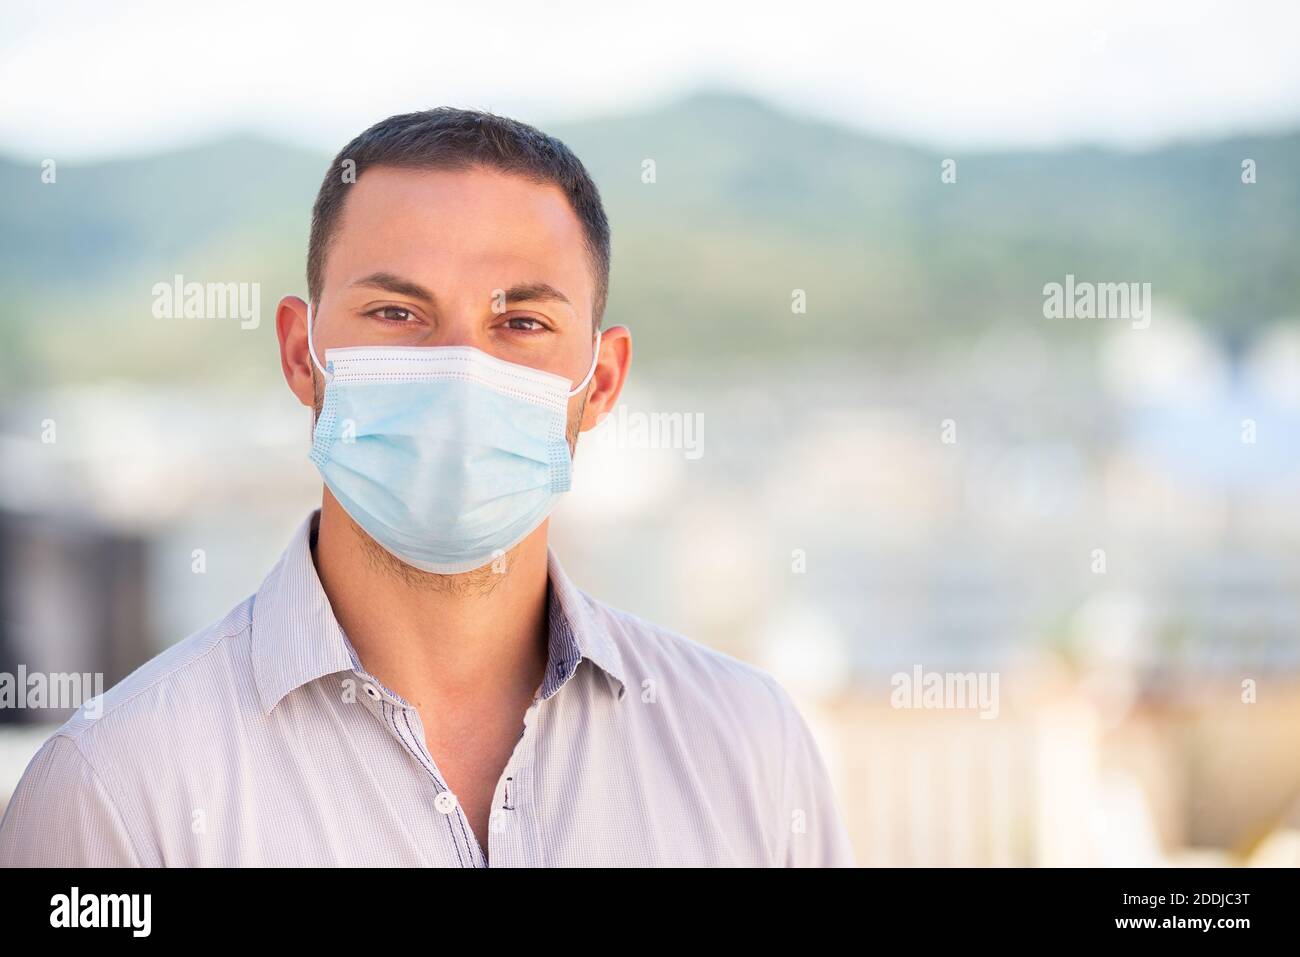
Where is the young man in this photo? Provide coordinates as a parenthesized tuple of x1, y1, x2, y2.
(0, 109, 854, 866)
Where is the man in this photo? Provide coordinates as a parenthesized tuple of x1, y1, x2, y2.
(0, 108, 854, 866)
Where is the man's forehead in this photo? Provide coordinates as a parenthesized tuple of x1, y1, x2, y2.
(328, 165, 593, 305)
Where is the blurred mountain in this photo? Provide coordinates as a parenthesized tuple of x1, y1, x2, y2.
(1, 89, 1297, 387)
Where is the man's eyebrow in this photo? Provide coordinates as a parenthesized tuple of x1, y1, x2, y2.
(350, 272, 437, 303)
(502, 281, 572, 308)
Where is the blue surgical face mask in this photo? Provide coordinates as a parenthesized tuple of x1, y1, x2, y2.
(305, 302, 601, 574)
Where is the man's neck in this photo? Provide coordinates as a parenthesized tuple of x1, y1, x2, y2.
(310, 495, 551, 714)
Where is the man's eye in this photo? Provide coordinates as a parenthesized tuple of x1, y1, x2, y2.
(371, 307, 415, 322)
(505, 316, 545, 331)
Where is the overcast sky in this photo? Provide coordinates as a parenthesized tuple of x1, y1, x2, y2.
(4, 0, 1300, 160)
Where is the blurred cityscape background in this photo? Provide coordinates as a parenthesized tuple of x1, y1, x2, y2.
(3, 0, 1300, 866)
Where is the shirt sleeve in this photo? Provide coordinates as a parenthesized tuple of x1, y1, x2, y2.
(770, 679, 856, 867)
(0, 733, 143, 867)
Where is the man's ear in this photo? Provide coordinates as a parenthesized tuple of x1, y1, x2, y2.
(276, 296, 316, 408)
(580, 325, 631, 432)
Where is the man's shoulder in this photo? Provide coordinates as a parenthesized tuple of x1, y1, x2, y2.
(583, 593, 794, 728)
(54, 595, 256, 751)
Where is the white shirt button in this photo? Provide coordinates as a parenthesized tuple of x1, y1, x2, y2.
(434, 791, 458, 815)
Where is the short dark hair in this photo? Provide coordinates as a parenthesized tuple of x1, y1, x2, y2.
(307, 107, 611, 328)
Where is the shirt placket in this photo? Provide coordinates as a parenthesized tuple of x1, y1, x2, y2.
(489, 650, 584, 865)
(354, 672, 487, 868)
(485, 692, 544, 866)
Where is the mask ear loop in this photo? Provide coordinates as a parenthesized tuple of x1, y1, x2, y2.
(306, 301, 330, 379)
(568, 328, 603, 397)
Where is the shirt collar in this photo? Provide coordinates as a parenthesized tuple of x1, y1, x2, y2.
(250, 512, 356, 715)
(545, 547, 628, 702)
(251, 511, 627, 714)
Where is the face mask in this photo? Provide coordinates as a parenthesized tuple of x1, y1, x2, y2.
(304, 302, 601, 574)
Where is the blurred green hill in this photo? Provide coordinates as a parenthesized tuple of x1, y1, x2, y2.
(2, 89, 1297, 388)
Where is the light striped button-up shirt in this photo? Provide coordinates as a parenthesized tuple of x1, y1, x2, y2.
(0, 512, 855, 867)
